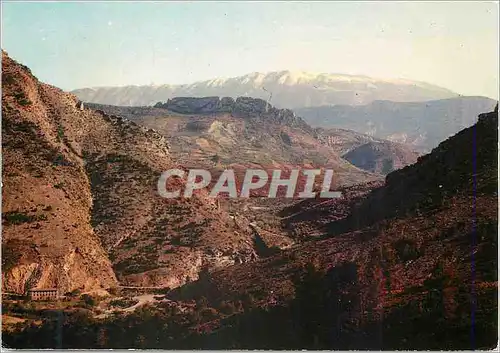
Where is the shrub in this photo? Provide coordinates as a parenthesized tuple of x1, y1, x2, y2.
(69, 289, 82, 297)
(57, 125, 65, 142)
(80, 294, 97, 307)
(14, 91, 32, 106)
(109, 297, 139, 309)
(280, 132, 292, 145)
(200, 307, 219, 321)
(195, 296, 208, 311)
(107, 287, 119, 296)
(2, 73, 16, 85)
(3, 211, 33, 225)
(218, 301, 236, 315)
(211, 154, 220, 163)
(52, 153, 73, 167)
(393, 238, 421, 262)
(2, 212, 47, 226)
(381, 158, 394, 174)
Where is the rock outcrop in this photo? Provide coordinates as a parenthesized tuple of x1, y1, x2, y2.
(155, 96, 312, 130)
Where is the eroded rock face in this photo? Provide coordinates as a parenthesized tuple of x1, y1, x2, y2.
(2, 263, 40, 294)
(156, 97, 222, 114)
(2, 51, 119, 294)
(2, 52, 263, 292)
(156, 96, 312, 131)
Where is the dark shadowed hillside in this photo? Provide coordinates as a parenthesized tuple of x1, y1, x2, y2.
(160, 104, 498, 349)
(342, 141, 419, 174)
(343, 104, 498, 228)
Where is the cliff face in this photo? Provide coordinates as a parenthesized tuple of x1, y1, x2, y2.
(155, 96, 312, 130)
(2, 52, 259, 292)
(2, 51, 118, 294)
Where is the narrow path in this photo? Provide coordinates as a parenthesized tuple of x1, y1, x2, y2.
(117, 285, 166, 289)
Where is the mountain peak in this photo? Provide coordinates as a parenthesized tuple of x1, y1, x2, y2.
(72, 71, 457, 108)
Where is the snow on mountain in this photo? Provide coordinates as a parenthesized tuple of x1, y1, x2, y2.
(72, 70, 458, 108)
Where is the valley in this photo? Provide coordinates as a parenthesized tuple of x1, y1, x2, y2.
(1, 51, 498, 350)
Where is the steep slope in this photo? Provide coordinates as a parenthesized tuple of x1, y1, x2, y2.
(162, 105, 498, 349)
(71, 70, 457, 108)
(337, 104, 498, 229)
(2, 51, 117, 294)
(2, 51, 257, 292)
(296, 96, 497, 151)
(342, 141, 419, 174)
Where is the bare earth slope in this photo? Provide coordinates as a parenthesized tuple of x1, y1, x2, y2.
(2, 51, 257, 292)
(2, 51, 117, 294)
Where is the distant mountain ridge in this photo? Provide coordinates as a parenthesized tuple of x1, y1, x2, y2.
(86, 97, 421, 179)
(296, 96, 497, 151)
(71, 70, 457, 108)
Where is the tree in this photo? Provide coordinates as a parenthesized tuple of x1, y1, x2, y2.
(81, 294, 96, 307)
(291, 261, 360, 349)
(211, 154, 220, 164)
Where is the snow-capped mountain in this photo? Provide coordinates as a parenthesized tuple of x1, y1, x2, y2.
(71, 70, 457, 108)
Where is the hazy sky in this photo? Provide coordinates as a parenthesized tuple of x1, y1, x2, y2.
(2, 2, 499, 98)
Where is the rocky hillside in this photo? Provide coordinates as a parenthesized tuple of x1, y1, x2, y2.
(296, 96, 497, 151)
(3, 53, 496, 350)
(71, 70, 457, 108)
(342, 141, 419, 174)
(2, 51, 259, 293)
(85, 99, 380, 187)
(2, 51, 117, 294)
(344, 103, 498, 228)
(160, 105, 498, 349)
